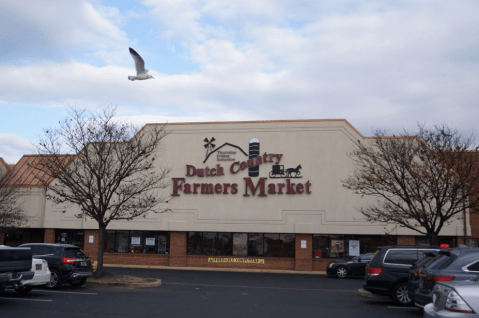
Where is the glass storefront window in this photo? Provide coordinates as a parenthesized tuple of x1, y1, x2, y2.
(216, 233, 233, 256)
(312, 234, 396, 259)
(104, 230, 116, 252)
(129, 231, 143, 253)
(55, 229, 85, 249)
(247, 233, 264, 256)
(115, 231, 129, 253)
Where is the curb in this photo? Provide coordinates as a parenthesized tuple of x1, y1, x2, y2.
(86, 278, 162, 288)
(356, 288, 390, 299)
(104, 264, 327, 275)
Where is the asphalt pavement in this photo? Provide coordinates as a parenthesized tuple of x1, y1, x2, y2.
(0, 267, 423, 318)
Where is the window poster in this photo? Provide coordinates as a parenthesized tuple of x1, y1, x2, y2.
(330, 240, 344, 257)
(131, 237, 141, 245)
(349, 240, 360, 256)
(146, 238, 155, 246)
(232, 233, 247, 256)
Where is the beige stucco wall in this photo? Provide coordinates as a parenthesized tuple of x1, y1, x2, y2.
(38, 120, 468, 236)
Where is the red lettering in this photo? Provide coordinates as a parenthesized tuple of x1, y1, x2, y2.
(172, 178, 185, 196)
(184, 183, 191, 194)
(278, 183, 285, 194)
(243, 177, 267, 197)
(263, 152, 268, 163)
(186, 165, 196, 176)
(193, 183, 200, 194)
(286, 179, 296, 194)
(223, 183, 230, 194)
(231, 183, 238, 194)
(230, 162, 240, 174)
(269, 154, 274, 162)
(254, 156, 262, 166)
(205, 167, 210, 176)
(240, 161, 247, 170)
(210, 168, 216, 176)
(217, 164, 224, 176)
(197, 169, 204, 177)
(275, 154, 283, 164)
(201, 183, 214, 194)
(296, 183, 304, 194)
(247, 158, 255, 168)
(305, 180, 312, 194)
(214, 183, 222, 194)
(268, 183, 276, 194)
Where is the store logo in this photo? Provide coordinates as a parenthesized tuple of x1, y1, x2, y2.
(203, 137, 248, 163)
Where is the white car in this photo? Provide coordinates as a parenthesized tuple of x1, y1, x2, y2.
(8, 258, 51, 295)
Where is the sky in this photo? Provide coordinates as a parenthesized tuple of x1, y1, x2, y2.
(1, 0, 478, 164)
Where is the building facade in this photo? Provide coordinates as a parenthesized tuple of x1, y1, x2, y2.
(1, 119, 477, 271)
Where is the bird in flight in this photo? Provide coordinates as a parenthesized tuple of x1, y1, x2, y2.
(128, 47, 154, 81)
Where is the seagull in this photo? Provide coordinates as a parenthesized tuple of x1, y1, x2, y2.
(128, 47, 154, 81)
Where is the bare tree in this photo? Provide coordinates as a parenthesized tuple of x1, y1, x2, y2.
(33, 106, 171, 274)
(342, 124, 479, 246)
(0, 160, 28, 229)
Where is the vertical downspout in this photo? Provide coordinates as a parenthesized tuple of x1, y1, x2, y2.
(463, 186, 468, 246)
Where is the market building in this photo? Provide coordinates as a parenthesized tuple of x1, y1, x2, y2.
(1, 119, 477, 272)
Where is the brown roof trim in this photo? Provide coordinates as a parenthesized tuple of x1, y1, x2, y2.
(137, 118, 368, 139)
(0, 157, 7, 169)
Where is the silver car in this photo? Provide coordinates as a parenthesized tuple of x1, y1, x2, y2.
(424, 276, 479, 318)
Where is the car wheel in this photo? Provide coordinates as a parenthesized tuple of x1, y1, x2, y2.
(46, 269, 63, 289)
(336, 266, 348, 279)
(69, 277, 87, 287)
(14, 285, 33, 296)
(392, 282, 413, 306)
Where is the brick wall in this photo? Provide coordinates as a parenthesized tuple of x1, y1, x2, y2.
(44, 229, 55, 243)
(169, 231, 186, 267)
(186, 255, 295, 271)
(83, 229, 99, 264)
(397, 236, 415, 245)
(295, 234, 312, 271)
(104, 253, 169, 266)
(313, 259, 332, 272)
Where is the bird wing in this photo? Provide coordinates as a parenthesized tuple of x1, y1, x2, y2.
(129, 47, 146, 75)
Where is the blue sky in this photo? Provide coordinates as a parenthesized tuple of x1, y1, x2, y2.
(1, 0, 478, 163)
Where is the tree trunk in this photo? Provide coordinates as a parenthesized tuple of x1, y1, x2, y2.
(96, 224, 106, 275)
(427, 233, 438, 246)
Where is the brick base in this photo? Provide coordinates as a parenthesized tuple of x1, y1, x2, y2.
(397, 236, 415, 245)
(44, 229, 55, 243)
(0, 229, 4, 245)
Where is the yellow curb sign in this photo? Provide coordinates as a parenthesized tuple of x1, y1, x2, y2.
(208, 258, 264, 264)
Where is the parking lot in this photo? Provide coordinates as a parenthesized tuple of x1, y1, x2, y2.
(0, 267, 424, 318)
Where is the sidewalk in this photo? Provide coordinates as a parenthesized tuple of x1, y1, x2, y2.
(104, 264, 327, 275)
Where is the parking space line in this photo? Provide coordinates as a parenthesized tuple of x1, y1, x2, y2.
(387, 306, 420, 309)
(0, 297, 52, 302)
(32, 290, 98, 295)
(163, 282, 356, 292)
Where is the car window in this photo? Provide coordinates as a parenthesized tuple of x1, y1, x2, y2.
(434, 254, 456, 270)
(384, 249, 418, 265)
(467, 261, 479, 272)
(362, 254, 372, 261)
(64, 248, 87, 258)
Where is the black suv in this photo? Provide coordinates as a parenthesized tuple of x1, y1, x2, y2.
(19, 243, 93, 289)
(363, 245, 441, 306)
(414, 247, 479, 308)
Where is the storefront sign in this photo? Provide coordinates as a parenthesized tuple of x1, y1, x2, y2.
(301, 240, 307, 248)
(131, 237, 141, 245)
(349, 240, 360, 256)
(146, 238, 155, 246)
(208, 258, 265, 264)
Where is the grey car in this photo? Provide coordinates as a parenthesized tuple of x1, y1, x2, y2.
(424, 276, 479, 318)
(416, 247, 479, 308)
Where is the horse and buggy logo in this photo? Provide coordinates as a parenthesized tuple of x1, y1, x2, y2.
(269, 164, 302, 178)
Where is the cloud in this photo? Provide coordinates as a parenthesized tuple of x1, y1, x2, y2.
(0, 0, 128, 65)
(0, 134, 36, 164)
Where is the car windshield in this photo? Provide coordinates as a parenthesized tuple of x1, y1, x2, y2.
(64, 248, 87, 258)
